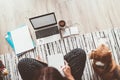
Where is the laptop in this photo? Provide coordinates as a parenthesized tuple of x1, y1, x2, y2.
(29, 12, 61, 45)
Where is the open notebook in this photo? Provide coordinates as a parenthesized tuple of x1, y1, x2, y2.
(5, 25, 34, 54)
(61, 26, 79, 38)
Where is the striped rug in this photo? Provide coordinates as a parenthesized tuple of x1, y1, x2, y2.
(0, 28, 120, 80)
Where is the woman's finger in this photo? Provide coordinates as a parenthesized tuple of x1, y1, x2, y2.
(64, 60, 68, 66)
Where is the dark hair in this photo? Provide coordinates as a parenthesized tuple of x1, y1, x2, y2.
(34, 67, 67, 80)
(18, 58, 47, 80)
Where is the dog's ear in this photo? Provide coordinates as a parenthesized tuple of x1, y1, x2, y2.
(90, 49, 97, 59)
(106, 51, 112, 57)
(102, 50, 112, 62)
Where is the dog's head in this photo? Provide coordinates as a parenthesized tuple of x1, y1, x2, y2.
(90, 44, 112, 64)
(0, 60, 8, 76)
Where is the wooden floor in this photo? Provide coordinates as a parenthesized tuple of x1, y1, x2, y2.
(0, 28, 120, 80)
(1, 0, 120, 54)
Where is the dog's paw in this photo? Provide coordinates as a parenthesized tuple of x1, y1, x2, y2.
(2, 68, 8, 75)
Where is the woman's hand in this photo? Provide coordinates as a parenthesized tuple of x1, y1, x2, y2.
(62, 61, 74, 80)
(36, 55, 47, 63)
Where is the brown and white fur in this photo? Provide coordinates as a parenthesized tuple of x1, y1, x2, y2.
(0, 60, 8, 80)
(90, 44, 120, 80)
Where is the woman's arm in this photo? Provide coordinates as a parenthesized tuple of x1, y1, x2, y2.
(62, 61, 75, 80)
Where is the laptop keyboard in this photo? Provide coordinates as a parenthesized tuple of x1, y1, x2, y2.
(35, 26, 59, 39)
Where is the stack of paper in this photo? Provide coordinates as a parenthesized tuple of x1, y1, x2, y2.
(5, 25, 34, 54)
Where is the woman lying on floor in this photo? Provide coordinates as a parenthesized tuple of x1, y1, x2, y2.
(18, 48, 86, 80)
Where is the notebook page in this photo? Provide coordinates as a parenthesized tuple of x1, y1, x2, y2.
(70, 26, 79, 35)
(11, 25, 34, 54)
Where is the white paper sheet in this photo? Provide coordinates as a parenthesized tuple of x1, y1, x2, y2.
(47, 54, 64, 69)
(47, 54, 65, 76)
(11, 25, 34, 54)
(70, 26, 79, 35)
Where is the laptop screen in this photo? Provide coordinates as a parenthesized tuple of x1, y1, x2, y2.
(29, 12, 57, 29)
